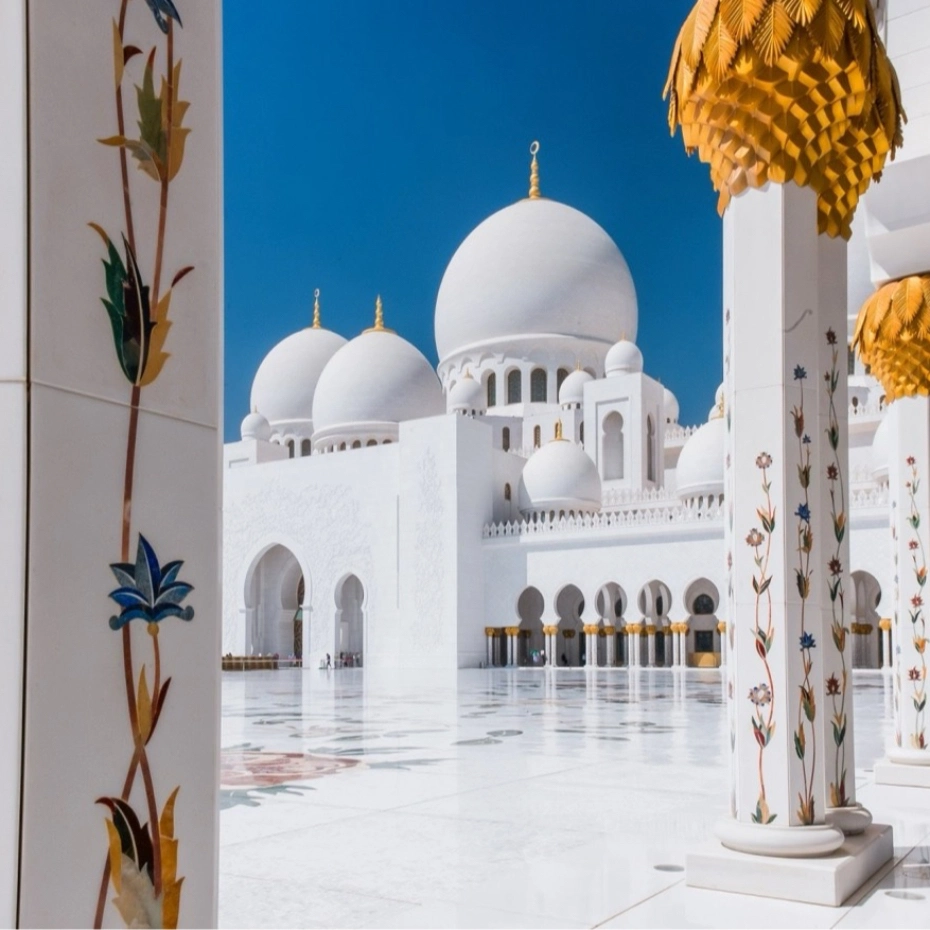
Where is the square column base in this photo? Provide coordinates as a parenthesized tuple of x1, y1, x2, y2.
(874, 759, 930, 788)
(686, 824, 893, 906)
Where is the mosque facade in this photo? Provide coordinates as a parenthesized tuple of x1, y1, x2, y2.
(221, 150, 895, 673)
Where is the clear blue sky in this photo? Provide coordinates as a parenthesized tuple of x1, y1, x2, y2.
(223, 0, 721, 440)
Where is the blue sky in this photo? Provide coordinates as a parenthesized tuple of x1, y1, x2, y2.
(223, 0, 721, 439)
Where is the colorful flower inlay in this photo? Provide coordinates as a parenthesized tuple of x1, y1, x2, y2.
(905, 458, 928, 750)
(747, 451, 776, 824)
(824, 330, 850, 808)
(92, 2, 194, 927)
(792, 363, 816, 825)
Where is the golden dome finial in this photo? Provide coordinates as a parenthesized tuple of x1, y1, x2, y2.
(312, 288, 321, 329)
(374, 295, 384, 331)
(528, 141, 541, 199)
(575, 361, 582, 371)
(664, 0, 905, 239)
(555, 419, 563, 441)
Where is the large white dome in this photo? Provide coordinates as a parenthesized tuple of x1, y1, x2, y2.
(250, 326, 347, 431)
(518, 436, 602, 516)
(676, 415, 725, 501)
(312, 329, 445, 441)
(435, 198, 638, 362)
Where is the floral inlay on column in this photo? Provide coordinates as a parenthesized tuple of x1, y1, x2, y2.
(747, 452, 776, 824)
(823, 329, 850, 807)
(791, 365, 816, 825)
(905, 458, 928, 750)
(89, 1, 194, 927)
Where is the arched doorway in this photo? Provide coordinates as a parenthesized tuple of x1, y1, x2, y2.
(555, 584, 585, 667)
(517, 586, 545, 666)
(595, 582, 626, 666)
(638, 579, 672, 666)
(850, 570, 882, 668)
(335, 574, 365, 667)
(244, 544, 305, 658)
(683, 578, 720, 668)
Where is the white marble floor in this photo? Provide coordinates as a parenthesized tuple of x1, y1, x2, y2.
(219, 669, 930, 929)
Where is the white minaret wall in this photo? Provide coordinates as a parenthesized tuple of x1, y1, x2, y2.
(5, 2, 223, 926)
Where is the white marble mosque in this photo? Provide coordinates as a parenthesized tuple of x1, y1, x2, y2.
(223, 135, 894, 678)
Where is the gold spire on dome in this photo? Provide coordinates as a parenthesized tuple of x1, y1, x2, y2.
(364, 295, 394, 334)
(853, 273, 930, 400)
(312, 288, 321, 329)
(528, 141, 541, 199)
(664, 0, 905, 239)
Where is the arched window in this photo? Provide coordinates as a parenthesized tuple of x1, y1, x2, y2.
(366, 439, 377, 446)
(507, 369, 522, 404)
(533, 425, 541, 448)
(531, 368, 547, 403)
(693, 593, 715, 615)
(557, 368, 569, 394)
(647, 416, 656, 482)
(286, 439, 295, 459)
(501, 427, 511, 451)
(301, 439, 311, 457)
(580, 422, 585, 444)
(352, 440, 361, 449)
(504, 483, 512, 501)
(602, 412, 623, 480)
(486, 372, 497, 408)
(339, 442, 346, 451)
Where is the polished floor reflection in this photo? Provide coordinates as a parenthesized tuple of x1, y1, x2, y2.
(219, 669, 929, 929)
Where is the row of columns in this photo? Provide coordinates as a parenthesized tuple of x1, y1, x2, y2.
(483, 623, 728, 668)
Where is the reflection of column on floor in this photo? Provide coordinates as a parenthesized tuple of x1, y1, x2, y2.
(484, 627, 495, 667)
(604, 626, 616, 666)
(680, 624, 689, 669)
(718, 620, 727, 666)
(646, 625, 656, 667)
(669, 623, 681, 667)
(879, 618, 892, 670)
(583, 625, 598, 667)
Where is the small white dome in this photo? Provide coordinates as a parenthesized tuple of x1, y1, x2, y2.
(663, 387, 680, 424)
(312, 329, 444, 439)
(240, 411, 271, 441)
(448, 372, 486, 414)
(518, 435, 602, 515)
(605, 338, 643, 376)
(676, 416, 725, 501)
(559, 369, 594, 406)
(435, 198, 637, 362)
(250, 326, 347, 431)
(871, 414, 890, 483)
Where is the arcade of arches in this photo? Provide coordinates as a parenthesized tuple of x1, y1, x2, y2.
(486, 575, 890, 670)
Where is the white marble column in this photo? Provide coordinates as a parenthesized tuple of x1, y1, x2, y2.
(2, 4, 222, 926)
(646, 627, 657, 667)
(718, 621, 727, 666)
(605, 626, 616, 666)
(583, 625, 598, 667)
(875, 397, 930, 787)
(714, 184, 871, 855)
(880, 618, 892, 670)
(485, 628, 495, 668)
(626, 625, 640, 667)
(680, 627, 689, 668)
(543, 624, 558, 667)
(671, 625, 681, 667)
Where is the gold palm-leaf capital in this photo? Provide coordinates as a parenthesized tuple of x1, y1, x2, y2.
(665, 0, 905, 239)
(854, 274, 930, 400)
